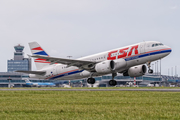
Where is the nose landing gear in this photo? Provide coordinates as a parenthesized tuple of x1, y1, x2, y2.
(147, 61, 153, 74)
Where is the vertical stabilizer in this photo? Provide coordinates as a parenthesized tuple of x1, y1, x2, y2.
(29, 42, 50, 70)
(25, 79, 31, 83)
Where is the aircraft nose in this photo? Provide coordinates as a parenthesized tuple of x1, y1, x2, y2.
(165, 45, 172, 55)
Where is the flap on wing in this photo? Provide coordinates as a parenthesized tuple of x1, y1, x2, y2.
(31, 55, 96, 70)
(16, 70, 46, 75)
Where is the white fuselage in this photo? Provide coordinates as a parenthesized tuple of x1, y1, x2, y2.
(29, 41, 171, 80)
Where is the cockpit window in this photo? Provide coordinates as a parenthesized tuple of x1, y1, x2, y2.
(152, 43, 164, 47)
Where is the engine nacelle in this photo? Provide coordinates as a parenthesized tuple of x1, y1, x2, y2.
(114, 58, 127, 71)
(95, 60, 115, 74)
(80, 70, 91, 77)
(123, 65, 147, 77)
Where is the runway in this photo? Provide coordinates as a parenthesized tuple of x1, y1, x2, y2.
(1, 89, 180, 92)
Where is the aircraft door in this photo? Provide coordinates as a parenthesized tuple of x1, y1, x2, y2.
(52, 65, 57, 76)
(140, 42, 146, 54)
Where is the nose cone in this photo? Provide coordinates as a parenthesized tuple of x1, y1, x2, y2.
(163, 45, 172, 56)
(166, 46, 172, 54)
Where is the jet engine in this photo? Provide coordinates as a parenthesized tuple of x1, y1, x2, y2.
(95, 60, 115, 74)
(114, 58, 127, 71)
(123, 65, 147, 77)
(95, 59, 127, 74)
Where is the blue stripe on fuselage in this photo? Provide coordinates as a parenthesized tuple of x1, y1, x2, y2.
(125, 49, 171, 61)
(49, 70, 84, 80)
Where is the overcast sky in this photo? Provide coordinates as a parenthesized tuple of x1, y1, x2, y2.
(0, 0, 179, 76)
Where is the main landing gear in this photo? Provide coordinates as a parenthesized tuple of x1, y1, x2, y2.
(87, 78, 95, 84)
(87, 73, 117, 87)
(147, 61, 153, 74)
(109, 73, 117, 86)
(87, 73, 95, 84)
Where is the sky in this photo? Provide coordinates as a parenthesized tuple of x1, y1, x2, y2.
(0, 0, 179, 76)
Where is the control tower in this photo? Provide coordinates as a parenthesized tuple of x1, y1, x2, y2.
(14, 44, 24, 60)
(7, 44, 31, 72)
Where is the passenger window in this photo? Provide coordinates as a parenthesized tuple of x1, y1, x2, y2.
(152, 44, 154, 47)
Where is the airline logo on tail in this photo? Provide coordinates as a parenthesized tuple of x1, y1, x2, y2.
(29, 42, 51, 69)
(32, 47, 49, 56)
(31, 46, 50, 63)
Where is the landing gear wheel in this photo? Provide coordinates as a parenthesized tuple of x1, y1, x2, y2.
(148, 69, 153, 74)
(109, 80, 117, 86)
(147, 61, 154, 74)
(87, 78, 95, 84)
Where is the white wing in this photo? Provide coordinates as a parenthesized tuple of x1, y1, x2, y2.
(32, 55, 97, 71)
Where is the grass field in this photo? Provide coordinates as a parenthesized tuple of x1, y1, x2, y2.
(0, 91, 180, 120)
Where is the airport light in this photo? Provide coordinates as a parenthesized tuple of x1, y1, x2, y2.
(160, 59, 162, 86)
(157, 61, 159, 75)
(155, 62, 156, 75)
(160, 59, 161, 76)
(175, 66, 177, 77)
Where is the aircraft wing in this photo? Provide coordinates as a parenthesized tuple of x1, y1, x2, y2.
(32, 55, 97, 70)
(16, 70, 46, 75)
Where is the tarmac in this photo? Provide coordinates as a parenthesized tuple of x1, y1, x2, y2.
(1, 89, 180, 92)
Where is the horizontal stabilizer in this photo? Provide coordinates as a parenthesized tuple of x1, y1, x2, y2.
(16, 70, 46, 75)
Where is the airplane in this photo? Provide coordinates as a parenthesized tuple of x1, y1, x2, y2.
(24, 79, 56, 87)
(17, 41, 172, 86)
